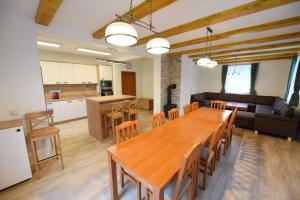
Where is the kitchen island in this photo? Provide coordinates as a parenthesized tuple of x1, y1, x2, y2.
(86, 95, 136, 142)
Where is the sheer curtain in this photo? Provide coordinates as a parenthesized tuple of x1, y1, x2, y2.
(286, 56, 300, 102)
(225, 65, 251, 94)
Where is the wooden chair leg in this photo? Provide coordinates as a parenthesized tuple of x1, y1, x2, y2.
(30, 140, 39, 176)
(56, 134, 64, 169)
(202, 161, 208, 190)
(120, 167, 125, 188)
(111, 118, 116, 143)
(53, 136, 59, 160)
(137, 181, 141, 200)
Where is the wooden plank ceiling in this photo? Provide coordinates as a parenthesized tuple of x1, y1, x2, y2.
(35, 0, 300, 63)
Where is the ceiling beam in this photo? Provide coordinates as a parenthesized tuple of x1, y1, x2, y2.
(189, 41, 300, 58)
(214, 53, 296, 64)
(170, 31, 300, 56)
(171, 16, 300, 49)
(192, 47, 300, 61)
(93, 0, 177, 39)
(134, 0, 298, 46)
(35, 0, 63, 26)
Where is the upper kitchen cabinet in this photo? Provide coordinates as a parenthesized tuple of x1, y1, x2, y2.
(99, 65, 113, 81)
(73, 64, 98, 84)
(40, 61, 97, 84)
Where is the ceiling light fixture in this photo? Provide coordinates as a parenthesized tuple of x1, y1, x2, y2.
(105, 0, 170, 54)
(37, 41, 60, 48)
(227, 56, 240, 76)
(76, 48, 111, 56)
(197, 27, 218, 68)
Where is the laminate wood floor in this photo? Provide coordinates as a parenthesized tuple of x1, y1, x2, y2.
(0, 109, 299, 200)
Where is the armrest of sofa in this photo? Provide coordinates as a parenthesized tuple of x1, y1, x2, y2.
(254, 113, 298, 138)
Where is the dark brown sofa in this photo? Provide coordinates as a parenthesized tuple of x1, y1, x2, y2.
(190, 92, 298, 140)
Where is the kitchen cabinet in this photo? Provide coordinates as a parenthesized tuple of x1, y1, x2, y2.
(46, 101, 61, 122)
(46, 99, 87, 123)
(73, 64, 98, 84)
(40, 61, 97, 85)
(99, 65, 113, 80)
(0, 126, 32, 190)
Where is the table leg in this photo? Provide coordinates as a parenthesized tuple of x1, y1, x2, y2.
(108, 152, 118, 200)
(153, 188, 163, 200)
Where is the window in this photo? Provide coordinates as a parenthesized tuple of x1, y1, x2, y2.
(225, 64, 251, 94)
(286, 56, 300, 102)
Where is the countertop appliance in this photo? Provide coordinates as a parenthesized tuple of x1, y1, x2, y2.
(0, 126, 32, 190)
(100, 80, 113, 96)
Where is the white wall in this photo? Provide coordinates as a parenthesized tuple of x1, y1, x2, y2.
(0, 5, 45, 121)
(142, 59, 154, 98)
(153, 57, 161, 113)
(182, 58, 291, 98)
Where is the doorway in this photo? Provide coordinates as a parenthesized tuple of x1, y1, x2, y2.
(121, 71, 136, 96)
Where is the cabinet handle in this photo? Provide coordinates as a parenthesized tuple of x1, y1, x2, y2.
(82, 82, 86, 83)
(67, 100, 72, 103)
(16, 129, 20, 132)
(79, 99, 84, 101)
(48, 103, 52, 105)
(64, 82, 68, 84)
(88, 82, 92, 83)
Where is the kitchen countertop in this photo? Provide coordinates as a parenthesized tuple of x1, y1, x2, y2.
(46, 95, 101, 103)
(86, 95, 136, 103)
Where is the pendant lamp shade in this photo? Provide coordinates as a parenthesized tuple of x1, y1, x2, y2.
(208, 60, 218, 68)
(146, 37, 170, 54)
(197, 57, 211, 67)
(105, 22, 138, 47)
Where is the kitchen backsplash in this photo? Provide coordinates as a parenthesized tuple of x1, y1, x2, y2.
(44, 84, 98, 101)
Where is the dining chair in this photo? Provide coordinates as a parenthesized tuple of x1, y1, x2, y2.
(191, 102, 199, 111)
(104, 102, 125, 142)
(123, 99, 138, 121)
(199, 122, 226, 190)
(151, 112, 166, 128)
(222, 107, 238, 155)
(168, 108, 179, 121)
(210, 100, 226, 110)
(183, 104, 192, 115)
(146, 142, 204, 200)
(115, 120, 142, 200)
(25, 110, 64, 177)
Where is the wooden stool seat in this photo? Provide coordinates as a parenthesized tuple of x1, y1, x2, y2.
(105, 112, 124, 119)
(30, 127, 60, 139)
(124, 99, 138, 121)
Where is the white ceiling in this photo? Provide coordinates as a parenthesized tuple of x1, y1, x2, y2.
(12, 0, 300, 58)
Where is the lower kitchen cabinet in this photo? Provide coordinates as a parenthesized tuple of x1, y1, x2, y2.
(46, 99, 87, 123)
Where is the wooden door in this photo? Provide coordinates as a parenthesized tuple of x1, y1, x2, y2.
(121, 71, 136, 96)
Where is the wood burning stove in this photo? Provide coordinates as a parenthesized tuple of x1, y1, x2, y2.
(164, 84, 177, 118)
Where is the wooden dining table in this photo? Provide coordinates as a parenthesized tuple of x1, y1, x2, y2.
(107, 107, 232, 200)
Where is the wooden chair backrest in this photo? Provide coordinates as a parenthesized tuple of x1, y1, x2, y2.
(124, 99, 137, 112)
(191, 102, 199, 111)
(110, 102, 124, 115)
(207, 122, 227, 157)
(227, 107, 238, 133)
(183, 104, 192, 115)
(168, 108, 179, 121)
(173, 142, 203, 200)
(115, 120, 140, 144)
(151, 112, 166, 128)
(25, 110, 54, 134)
(210, 100, 226, 110)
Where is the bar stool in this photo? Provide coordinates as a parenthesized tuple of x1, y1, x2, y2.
(123, 99, 138, 121)
(104, 102, 125, 142)
(25, 110, 64, 177)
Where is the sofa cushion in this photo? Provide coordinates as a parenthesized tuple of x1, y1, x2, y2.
(255, 104, 273, 115)
(225, 93, 242, 102)
(272, 97, 285, 110)
(217, 93, 227, 101)
(206, 92, 218, 100)
(280, 105, 294, 117)
(237, 111, 255, 122)
(256, 96, 275, 105)
(241, 95, 256, 103)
